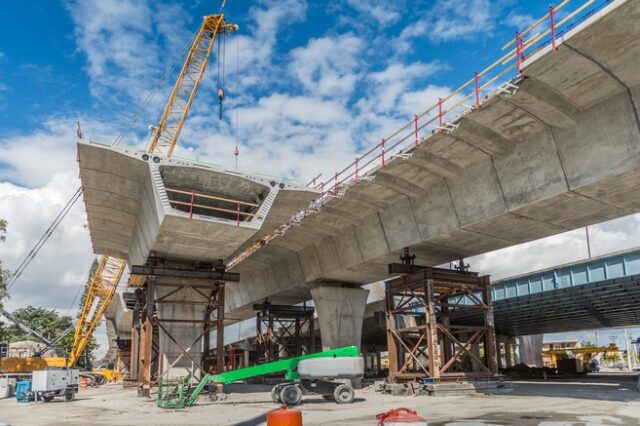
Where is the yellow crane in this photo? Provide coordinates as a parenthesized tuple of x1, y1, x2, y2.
(543, 344, 619, 370)
(0, 12, 237, 377)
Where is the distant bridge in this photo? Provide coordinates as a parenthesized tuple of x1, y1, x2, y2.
(487, 249, 640, 336)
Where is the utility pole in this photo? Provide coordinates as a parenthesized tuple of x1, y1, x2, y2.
(585, 226, 592, 259)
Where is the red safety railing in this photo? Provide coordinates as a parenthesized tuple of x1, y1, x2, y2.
(227, 0, 615, 270)
(165, 187, 258, 225)
(305, 0, 605, 201)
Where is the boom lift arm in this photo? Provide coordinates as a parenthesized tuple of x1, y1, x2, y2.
(157, 346, 361, 408)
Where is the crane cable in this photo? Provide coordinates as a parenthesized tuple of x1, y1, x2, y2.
(112, 25, 202, 148)
(7, 187, 83, 290)
(234, 34, 240, 171)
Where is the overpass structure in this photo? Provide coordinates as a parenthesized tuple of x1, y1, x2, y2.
(488, 249, 640, 336)
(211, 248, 640, 371)
(78, 0, 640, 378)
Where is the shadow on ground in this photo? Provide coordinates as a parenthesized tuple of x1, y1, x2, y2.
(506, 373, 640, 402)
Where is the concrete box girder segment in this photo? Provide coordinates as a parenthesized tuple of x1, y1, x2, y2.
(77, 141, 319, 266)
(220, 0, 640, 325)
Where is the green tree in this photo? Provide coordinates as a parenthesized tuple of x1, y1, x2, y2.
(4, 306, 99, 369)
(0, 218, 10, 308)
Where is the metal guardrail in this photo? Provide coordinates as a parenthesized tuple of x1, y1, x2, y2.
(226, 0, 620, 271)
(165, 187, 257, 224)
(307, 0, 616, 198)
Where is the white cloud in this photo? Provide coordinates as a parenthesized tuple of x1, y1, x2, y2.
(290, 34, 363, 98)
(0, 172, 107, 350)
(233, 0, 307, 91)
(504, 11, 537, 30)
(399, 84, 452, 117)
(175, 93, 357, 181)
(396, 0, 494, 53)
(65, 0, 189, 111)
(468, 214, 640, 281)
(363, 61, 445, 114)
(346, 0, 401, 26)
(0, 117, 118, 188)
(0, 122, 76, 187)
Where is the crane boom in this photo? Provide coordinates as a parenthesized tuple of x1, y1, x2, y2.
(146, 14, 238, 157)
(69, 256, 125, 366)
(0, 307, 55, 348)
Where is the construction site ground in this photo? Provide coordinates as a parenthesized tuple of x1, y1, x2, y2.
(1, 375, 638, 425)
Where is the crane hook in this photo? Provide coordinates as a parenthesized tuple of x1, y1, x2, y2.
(217, 87, 225, 120)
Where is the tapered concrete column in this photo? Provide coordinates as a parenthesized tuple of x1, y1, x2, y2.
(504, 339, 513, 368)
(519, 334, 544, 367)
(155, 284, 208, 379)
(310, 285, 369, 351)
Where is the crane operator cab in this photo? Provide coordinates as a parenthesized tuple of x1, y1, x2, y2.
(271, 355, 365, 406)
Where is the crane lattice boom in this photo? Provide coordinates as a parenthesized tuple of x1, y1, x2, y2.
(146, 14, 238, 157)
(69, 256, 125, 366)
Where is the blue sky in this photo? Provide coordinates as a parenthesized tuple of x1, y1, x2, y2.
(1, 0, 639, 355)
(0, 0, 559, 182)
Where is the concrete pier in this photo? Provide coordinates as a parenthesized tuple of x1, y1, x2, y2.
(519, 335, 544, 368)
(154, 282, 209, 378)
(310, 285, 369, 350)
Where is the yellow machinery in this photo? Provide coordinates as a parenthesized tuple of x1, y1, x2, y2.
(0, 256, 124, 376)
(543, 344, 618, 370)
(0, 13, 237, 379)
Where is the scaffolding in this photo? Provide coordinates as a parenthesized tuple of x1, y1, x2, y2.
(385, 263, 498, 382)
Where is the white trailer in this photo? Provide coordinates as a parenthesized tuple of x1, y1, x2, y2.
(31, 369, 79, 402)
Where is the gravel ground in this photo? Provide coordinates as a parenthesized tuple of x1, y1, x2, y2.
(0, 375, 638, 425)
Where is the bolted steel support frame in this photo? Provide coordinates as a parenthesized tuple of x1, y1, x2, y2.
(254, 302, 315, 363)
(202, 276, 226, 374)
(133, 281, 160, 397)
(385, 264, 498, 383)
(128, 261, 237, 393)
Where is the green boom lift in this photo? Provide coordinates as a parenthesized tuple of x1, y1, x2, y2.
(157, 345, 363, 408)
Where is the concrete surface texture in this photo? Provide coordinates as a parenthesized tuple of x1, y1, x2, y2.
(77, 142, 318, 266)
(223, 0, 640, 322)
(309, 285, 369, 350)
(1, 377, 638, 425)
(103, 294, 132, 362)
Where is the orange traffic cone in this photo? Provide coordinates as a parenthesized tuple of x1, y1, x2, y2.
(266, 405, 302, 426)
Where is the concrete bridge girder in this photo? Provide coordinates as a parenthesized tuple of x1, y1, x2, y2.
(222, 0, 640, 325)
